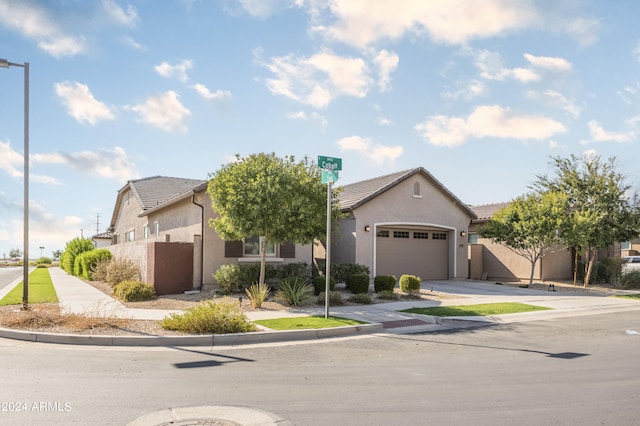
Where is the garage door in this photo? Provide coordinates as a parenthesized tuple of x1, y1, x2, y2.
(375, 228, 449, 280)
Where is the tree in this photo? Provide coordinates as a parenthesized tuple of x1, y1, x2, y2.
(52, 249, 63, 260)
(533, 154, 640, 286)
(60, 237, 95, 275)
(9, 248, 22, 259)
(207, 153, 341, 287)
(479, 191, 568, 286)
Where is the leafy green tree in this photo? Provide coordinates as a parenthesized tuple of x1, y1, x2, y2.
(533, 154, 640, 286)
(61, 237, 95, 275)
(9, 248, 22, 259)
(52, 249, 63, 260)
(479, 191, 568, 286)
(208, 153, 341, 286)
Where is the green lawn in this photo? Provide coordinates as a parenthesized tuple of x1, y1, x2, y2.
(254, 316, 367, 330)
(614, 294, 640, 300)
(0, 267, 59, 306)
(400, 302, 552, 317)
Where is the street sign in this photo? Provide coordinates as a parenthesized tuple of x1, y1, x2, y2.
(318, 155, 342, 171)
(321, 170, 339, 184)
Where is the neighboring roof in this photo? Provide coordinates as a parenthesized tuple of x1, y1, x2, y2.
(337, 167, 477, 219)
(92, 231, 112, 240)
(470, 202, 511, 222)
(110, 176, 206, 227)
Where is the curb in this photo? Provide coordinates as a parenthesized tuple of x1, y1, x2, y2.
(0, 322, 384, 347)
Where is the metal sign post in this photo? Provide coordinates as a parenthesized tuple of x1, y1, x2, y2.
(318, 156, 341, 319)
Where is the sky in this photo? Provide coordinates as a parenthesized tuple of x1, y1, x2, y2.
(1, 0, 640, 259)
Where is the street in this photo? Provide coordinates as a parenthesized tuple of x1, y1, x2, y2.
(0, 267, 23, 292)
(1, 310, 640, 425)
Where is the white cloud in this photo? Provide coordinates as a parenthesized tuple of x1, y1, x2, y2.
(260, 50, 372, 108)
(154, 60, 193, 82)
(0, 140, 23, 178)
(227, 0, 285, 18)
(32, 146, 140, 181)
(415, 105, 566, 147)
(510, 67, 540, 83)
(583, 121, 635, 143)
(313, 0, 539, 47)
(286, 110, 328, 128)
(526, 90, 581, 118)
(191, 84, 232, 101)
(54, 81, 115, 125)
(566, 17, 600, 47)
(377, 117, 392, 126)
(102, 0, 138, 27)
(337, 135, 403, 165)
(125, 91, 191, 133)
(373, 49, 399, 91)
(0, 0, 85, 57)
(523, 53, 572, 72)
(441, 80, 486, 100)
(287, 111, 308, 120)
(471, 49, 539, 83)
(122, 36, 147, 51)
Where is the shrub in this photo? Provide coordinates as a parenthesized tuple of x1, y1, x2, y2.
(399, 274, 421, 294)
(112, 281, 156, 302)
(36, 257, 52, 265)
(213, 264, 243, 294)
(159, 300, 256, 334)
(620, 270, 640, 289)
(277, 262, 312, 280)
(312, 275, 336, 295)
(36, 263, 49, 269)
(245, 282, 271, 308)
(61, 237, 94, 274)
(275, 277, 313, 306)
(349, 293, 372, 304)
(92, 258, 110, 282)
(349, 273, 370, 294)
(75, 249, 113, 280)
(376, 290, 399, 300)
(374, 275, 396, 292)
(317, 291, 343, 306)
(105, 258, 140, 286)
(332, 263, 370, 288)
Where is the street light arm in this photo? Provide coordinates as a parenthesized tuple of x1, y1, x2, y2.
(0, 58, 25, 68)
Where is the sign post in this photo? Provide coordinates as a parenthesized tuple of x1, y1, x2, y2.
(318, 156, 342, 319)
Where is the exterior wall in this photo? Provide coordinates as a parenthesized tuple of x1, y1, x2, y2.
(147, 242, 194, 295)
(331, 215, 356, 264)
(342, 176, 471, 279)
(111, 188, 146, 245)
(623, 237, 640, 256)
(106, 240, 148, 281)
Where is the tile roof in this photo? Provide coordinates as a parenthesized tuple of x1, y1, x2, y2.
(470, 202, 511, 221)
(337, 167, 476, 218)
(92, 231, 112, 239)
(128, 176, 207, 211)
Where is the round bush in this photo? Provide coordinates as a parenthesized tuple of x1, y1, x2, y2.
(213, 264, 242, 294)
(620, 270, 640, 289)
(374, 275, 396, 292)
(312, 276, 336, 295)
(317, 291, 343, 306)
(399, 274, 421, 293)
(349, 273, 370, 294)
(349, 293, 372, 304)
(113, 281, 156, 302)
(160, 300, 256, 334)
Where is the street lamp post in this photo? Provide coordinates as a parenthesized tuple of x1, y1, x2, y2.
(1, 58, 29, 310)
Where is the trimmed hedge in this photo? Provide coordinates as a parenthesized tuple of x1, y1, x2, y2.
(331, 263, 370, 288)
(399, 274, 421, 294)
(349, 273, 370, 294)
(74, 249, 113, 280)
(374, 275, 396, 292)
(113, 280, 156, 302)
(312, 275, 336, 295)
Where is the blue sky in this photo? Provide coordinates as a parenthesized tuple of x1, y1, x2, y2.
(1, 0, 640, 259)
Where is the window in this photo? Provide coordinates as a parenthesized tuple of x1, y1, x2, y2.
(413, 232, 429, 239)
(393, 231, 410, 239)
(244, 235, 275, 256)
(376, 230, 389, 238)
(154, 221, 160, 236)
(621, 241, 631, 250)
(432, 232, 447, 240)
(125, 229, 135, 242)
(468, 233, 478, 244)
(413, 182, 422, 198)
(143, 225, 149, 239)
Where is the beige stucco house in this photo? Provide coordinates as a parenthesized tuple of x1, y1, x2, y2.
(331, 168, 476, 280)
(103, 176, 311, 294)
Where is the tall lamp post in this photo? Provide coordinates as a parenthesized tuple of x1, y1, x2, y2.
(1, 58, 29, 310)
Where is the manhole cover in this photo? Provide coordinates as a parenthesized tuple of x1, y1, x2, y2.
(157, 419, 241, 426)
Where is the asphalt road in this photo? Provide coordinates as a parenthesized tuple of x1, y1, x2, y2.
(0, 266, 23, 292)
(1, 310, 640, 425)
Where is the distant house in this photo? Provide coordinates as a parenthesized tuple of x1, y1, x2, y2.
(468, 202, 573, 281)
(91, 231, 113, 249)
(105, 176, 311, 294)
(622, 238, 640, 256)
(331, 167, 476, 280)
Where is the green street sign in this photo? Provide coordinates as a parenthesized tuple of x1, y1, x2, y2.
(318, 155, 342, 171)
(321, 170, 339, 184)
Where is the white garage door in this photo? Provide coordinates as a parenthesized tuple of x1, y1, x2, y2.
(375, 228, 449, 280)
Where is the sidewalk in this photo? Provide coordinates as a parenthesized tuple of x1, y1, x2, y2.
(2, 267, 640, 346)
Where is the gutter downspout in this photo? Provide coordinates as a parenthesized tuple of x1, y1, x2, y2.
(192, 194, 205, 291)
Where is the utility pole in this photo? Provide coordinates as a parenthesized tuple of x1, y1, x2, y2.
(96, 213, 100, 234)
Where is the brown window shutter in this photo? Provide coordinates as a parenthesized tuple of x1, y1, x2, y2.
(225, 240, 243, 257)
(280, 241, 295, 258)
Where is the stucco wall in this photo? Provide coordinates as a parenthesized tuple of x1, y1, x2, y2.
(338, 175, 471, 279)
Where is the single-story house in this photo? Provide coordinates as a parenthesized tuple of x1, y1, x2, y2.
(331, 167, 476, 280)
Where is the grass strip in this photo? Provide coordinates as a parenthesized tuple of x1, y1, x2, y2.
(400, 302, 552, 317)
(254, 316, 367, 330)
(0, 268, 59, 306)
(614, 294, 640, 300)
